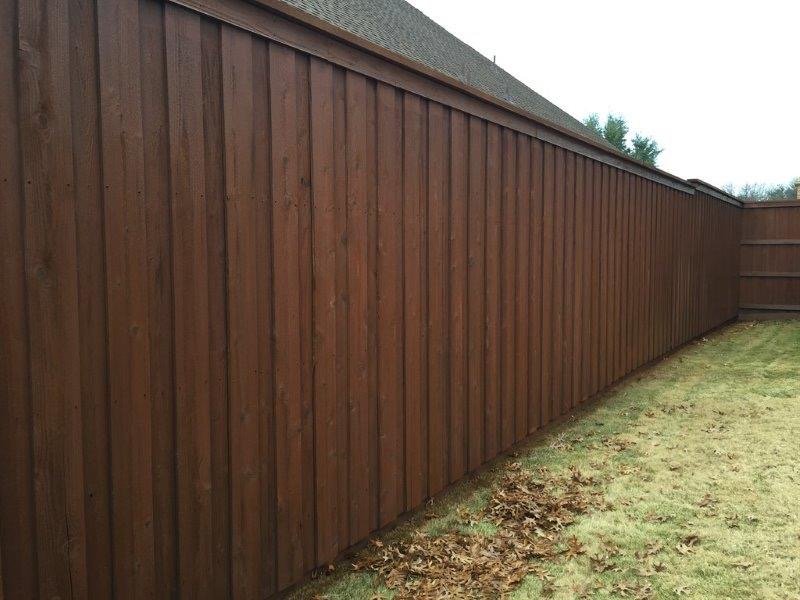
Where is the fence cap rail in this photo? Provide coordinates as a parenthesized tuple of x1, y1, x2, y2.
(686, 179, 742, 207)
(740, 199, 800, 209)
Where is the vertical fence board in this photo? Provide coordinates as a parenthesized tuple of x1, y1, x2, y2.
(528, 140, 544, 431)
(222, 26, 263, 598)
(590, 162, 602, 396)
(200, 21, 232, 599)
(97, 0, 154, 596)
(69, 0, 114, 593)
(552, 147, 565, 417)
(427, 101, 449, 495)
(309, 55, 339, 564)
(376, 82, 404, 524)
(0, 1, 37, 596)
(402, 92, 427, 508)
(467, 116, 486, 470)
(140, 3, 178, 597)
(540, 143, 555, 425)
(515, 136, 531, 439)
(572, 156, 585, 408)
(269, 42, 304, 588)
(562, 152, 575, 411)
(296, 53, 318, 570)
(448, 110, 468, 481)
(581, 161, 594, 403)
(500, 129, 517, 445)
(484, 123, 502, 458)
(165, 9, 216, 596)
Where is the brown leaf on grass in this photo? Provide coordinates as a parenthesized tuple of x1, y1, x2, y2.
(697, 493, 716, 508)
(724, 514, 740, 528)
(353, 462, 603, 599)
(680, 534, 699, 546)
(615, 580, 654, 599)
(549, 433, 571, 451)
(589, 553, 617, 573)
(563, 536, 586, 559)
(637, 559, 667, 577)
(633, 583, 656, 600)
(602, 437, 636, 452)
(675, 584, 690, 595)
(570, 466, 594, 485)
(676, 534, 700, 555)
(644, 512, 671, 523)
(635, 540, 663, 560)
(618, 464, 640, 476)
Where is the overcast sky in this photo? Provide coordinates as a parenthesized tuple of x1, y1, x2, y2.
(406, 0, 799, 189)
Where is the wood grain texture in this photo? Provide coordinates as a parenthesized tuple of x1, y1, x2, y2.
(269, 41, 304, 588)
(500, 129, 517, 445)
(97, 0, 154, 596)
(467, 116, 486, 470)
(377, 81, 404, 523)
(0, 1, 38, 596)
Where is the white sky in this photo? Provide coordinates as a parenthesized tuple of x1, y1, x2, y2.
(406, 0, 799, 189)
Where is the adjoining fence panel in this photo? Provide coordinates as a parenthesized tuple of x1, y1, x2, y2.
(740, 202, 800, 312)
(0, 0, 744, 597)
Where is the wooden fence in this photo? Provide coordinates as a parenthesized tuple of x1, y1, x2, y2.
(0, 0, 742, 597)
(740, 200, 800, 314)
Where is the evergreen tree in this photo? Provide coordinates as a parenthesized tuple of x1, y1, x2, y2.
(581, 113, 663, 167)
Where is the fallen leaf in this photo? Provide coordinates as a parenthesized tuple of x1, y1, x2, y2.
(676, 534, 700, 555)
(697, 493, 716, 508)
(563, 536, 586, 559)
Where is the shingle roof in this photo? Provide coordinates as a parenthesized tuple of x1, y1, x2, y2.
(279, 0, 611, 146)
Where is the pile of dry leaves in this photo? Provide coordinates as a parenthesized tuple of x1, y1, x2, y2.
(353, 463, 604, 599)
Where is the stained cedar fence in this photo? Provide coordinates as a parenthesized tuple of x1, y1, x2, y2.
(0, 0, 742, 598)
(740, 200, 800, 315)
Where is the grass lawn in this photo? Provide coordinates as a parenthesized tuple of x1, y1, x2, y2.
(292, 320, 800, 599)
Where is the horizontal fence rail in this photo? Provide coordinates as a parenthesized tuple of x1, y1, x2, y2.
(739, 201, 800, 313)
(0, 0, 742, 598)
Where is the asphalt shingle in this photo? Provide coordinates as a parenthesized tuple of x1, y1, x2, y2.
(279, 0, 611, 146)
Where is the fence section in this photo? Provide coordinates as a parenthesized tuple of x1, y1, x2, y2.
(740, 201, 800, 313)
(0, 0, 741, 597)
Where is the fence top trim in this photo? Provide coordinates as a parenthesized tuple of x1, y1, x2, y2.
(182, 0, 733, 202)
(686, 179, 742, 207)
(740, 200, 800, 209)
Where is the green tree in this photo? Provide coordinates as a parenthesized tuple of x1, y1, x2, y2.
(630, 134, 662, 166)
(584, 113, 603, 138)
(602, 115, 629, 153)
(582, 113, 663, 167)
